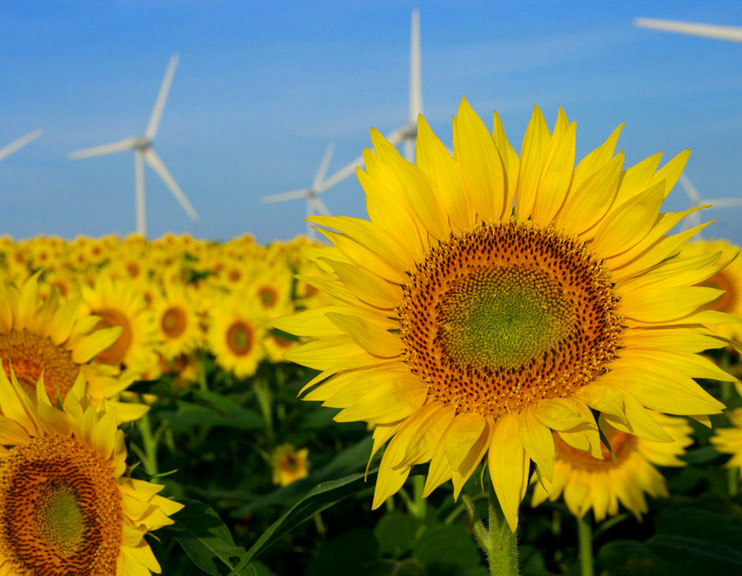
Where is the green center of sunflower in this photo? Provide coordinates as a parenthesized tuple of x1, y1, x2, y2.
(439, 268, 573, 371)
(37, 482, 85, 554)
(227, 322, 253, 356)
(398, 222, 623, 418)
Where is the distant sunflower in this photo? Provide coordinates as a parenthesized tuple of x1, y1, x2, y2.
(152, 283, 200, 360)
(710, 408, 742, 478)
(0, 366, 182, 575)
(207, 293, 266, 378)
(276, 99, 736, 531)
(0, 274, 139, 419)
(531, 413, 693, 521)
(681, 239, 742, 343)
(271, 444, 310, 486)
(81, 276, 160, 381)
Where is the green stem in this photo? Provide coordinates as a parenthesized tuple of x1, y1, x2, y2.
(136, 411, 159, 477)
(411, 475, 427, 520)
(577, 515, 594, 576)
(254, 378, 274, 443)
(485, 480, 519, 576)
(462, 493, 489, 551)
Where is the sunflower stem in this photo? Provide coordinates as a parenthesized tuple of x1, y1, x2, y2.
(136, 411, 159, 477)
(411, 475, 427, 520)
(461, 493, 489, 552)
(485, 479, 519, 576)
(254, 378, 274, 443)
(577, 515, 594, 576)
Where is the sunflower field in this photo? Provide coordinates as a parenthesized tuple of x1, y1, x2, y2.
(2, 101, 742, 576)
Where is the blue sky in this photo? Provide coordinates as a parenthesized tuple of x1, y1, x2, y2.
(2, 0, 742, 244)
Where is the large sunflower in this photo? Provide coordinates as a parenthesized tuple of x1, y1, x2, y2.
(0, 366, 182, 575)
(0, 274, 142, 421)
(275, 99, 737, 531)
(531, 412, 693, 521)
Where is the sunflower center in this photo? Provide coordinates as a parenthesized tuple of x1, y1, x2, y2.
(0, 435, 123, 575)
(398, 223, 622, 418)
(701, 271, 736, 313)
(227, 322, 253, 356)
(37, 483, 85, 555)
(0, 330, 80, 402)
(161, 307, 187, 338)
(258, 286, 278, 308)
(93, 308, 133, 365)
(439, 268, 573, 371)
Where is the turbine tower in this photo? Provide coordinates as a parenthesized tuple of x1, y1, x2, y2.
(0, 130, 42, 161)
(69, 54, 198, 237)
(262, 143, 335, 239)
(261, 9, 423, 218)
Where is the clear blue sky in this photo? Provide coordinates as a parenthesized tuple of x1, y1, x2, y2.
(2, 1, 742, 244)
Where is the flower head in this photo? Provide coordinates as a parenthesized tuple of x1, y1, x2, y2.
(0, 366, 182, 575)
(276, 99, 736, 531)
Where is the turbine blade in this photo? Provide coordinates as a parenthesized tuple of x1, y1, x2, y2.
(679, 173, 701, 204)
(0, 129, 42, 161)
(312, 142, 335, 189)
(262, 188, 311, 203)
(634, 18, 742, 43)
(409, 9, 423, 121)
(314, 197, 332, 217)
(146, 54, 179, 139)
(143, 148, 198, 221)
(69, 137, 139, 160)
(135, 151, 147, 236)
(706, 198, 742, 209)
(318, 155, 364, 192)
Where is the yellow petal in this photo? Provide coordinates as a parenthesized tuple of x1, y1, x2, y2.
(516, 105, 551, 220)
(454, 97, 507, 223)
(488, 414, 529, 532)
(519, 407, 555, 482)
(320, 257, 401, 310)
(531, 116, 576, 225)
(334, 376, 427, 424)
(325, 313, 402, 358)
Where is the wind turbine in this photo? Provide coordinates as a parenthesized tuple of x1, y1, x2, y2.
(262, 142, 335, 239)
(634, 18, 742, 42)
(679, 173, 742, 236)
(69, 54, 198, 237)
(261, 9, 423, 220)
(0, 130, 42, 161)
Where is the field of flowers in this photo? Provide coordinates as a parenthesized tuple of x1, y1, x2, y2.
(2, 103, 742, 576)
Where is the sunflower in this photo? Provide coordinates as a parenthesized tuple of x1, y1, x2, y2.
(207, 292, 266, 379)
(0, 274, 144, 422)
(81, 276, 160, 381)
(271, 444, 311, 486)
(0, 365, 182, 575)
(710, 408, 742, 478)
(152, 283, 201, 361)
(531, 412, 693, 521)
(680, 239, 742, 343)
(275, 99, 736, 531)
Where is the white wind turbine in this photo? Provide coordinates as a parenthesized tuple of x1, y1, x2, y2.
(261, 9, 423, 219)
(69, 54, 198, 237)
(262, 142, 335, 239)
(679, 173, 742, 236)
(635, 18, 742, 234)
(634, 18, 742, 42)
(0, 130, 42, 161)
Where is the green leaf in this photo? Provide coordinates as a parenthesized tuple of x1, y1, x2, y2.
(231, 436, 373, 517)
(374, 511, 423, 558)
(306, 529, 380, 576)
(163, 498, 251, 576)
(165, 398, 264, 430)
(235, 471, 379, 570)
(412, 524, 485, 574)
